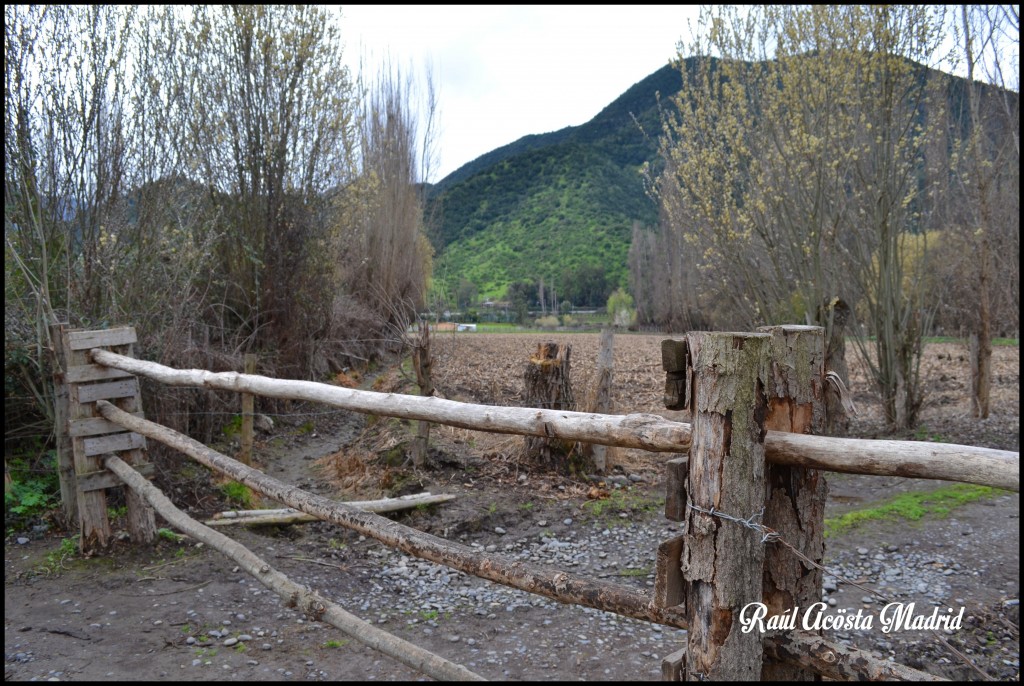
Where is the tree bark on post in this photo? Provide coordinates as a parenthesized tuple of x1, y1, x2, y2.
(819, 298, 851, 436)
(50, 322, 78, 527)
(522, 342, 591, 474)
(239, 353, 256, 466)
(682, 331, 770, 681)
(582, 328, 616, 473)
(411, 322, 434, 467)
(757, 324, 828, 681)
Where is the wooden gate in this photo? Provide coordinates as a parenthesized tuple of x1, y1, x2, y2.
(51, 324, 1018, 681)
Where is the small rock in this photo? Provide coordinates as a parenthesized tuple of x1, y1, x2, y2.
(563, 518, 573, 526)
(223, 637, 239, 647)
(494, 527, 506, 535)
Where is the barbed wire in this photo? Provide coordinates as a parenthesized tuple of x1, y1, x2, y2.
(686, 502, 994, 681)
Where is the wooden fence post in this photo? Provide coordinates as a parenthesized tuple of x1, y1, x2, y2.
(50, 322, 78, 527)
(757, 324, 828, 681)
(239, 353, 256, 466)
(62, 326, 156, 552)
(411, 322, 434, 468)
(581, 327, 616, 473)
(682, 331, 770, 680)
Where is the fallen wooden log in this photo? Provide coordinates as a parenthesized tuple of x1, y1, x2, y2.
(90, 350, 1019, 491)
(101, 453, 484, 682)
(207, 492, 456, 526)
(96, 400, 943, 681)
(95, 400, 679, 626)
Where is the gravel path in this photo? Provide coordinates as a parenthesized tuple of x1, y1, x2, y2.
(6, 473, 1018, 681)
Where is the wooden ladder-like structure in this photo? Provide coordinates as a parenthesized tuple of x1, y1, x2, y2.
(54, 325, 156, 551)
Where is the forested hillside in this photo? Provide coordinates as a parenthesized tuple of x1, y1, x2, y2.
(426, 64, 684, 305)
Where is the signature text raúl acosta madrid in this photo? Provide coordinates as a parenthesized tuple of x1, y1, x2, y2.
(739, 601, 965, 633)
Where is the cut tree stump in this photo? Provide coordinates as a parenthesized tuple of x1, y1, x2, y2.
(522, 342, 593, 475)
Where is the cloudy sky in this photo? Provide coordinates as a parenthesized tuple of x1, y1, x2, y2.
(337, 5, 701, 182)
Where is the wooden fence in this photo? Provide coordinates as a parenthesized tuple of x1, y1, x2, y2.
(51, 324, 1019, 681)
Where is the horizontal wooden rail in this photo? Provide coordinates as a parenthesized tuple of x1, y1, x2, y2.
(94, 400, 688, 627)
(96, 399, 942, 682)
(89, 350, 1019, 491)
(102, 454, 485, 681)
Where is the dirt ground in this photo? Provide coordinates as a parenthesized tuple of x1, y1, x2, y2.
(4, 335, 1020, 681)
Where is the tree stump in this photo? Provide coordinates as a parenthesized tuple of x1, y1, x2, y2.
(522, 342, 591, 474)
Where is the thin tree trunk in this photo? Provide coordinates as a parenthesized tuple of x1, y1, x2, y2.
(972, 241, 993, 419)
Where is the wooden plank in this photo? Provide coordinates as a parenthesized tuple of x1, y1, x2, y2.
(77, 462, 155, 492)
(662, 339, 690, 411)
(83, 432, 146, 457)
(70, 414, 145, 438)
(654, 535, 686, 609)
(77, 378, 139, 403)
(51, 323, 78, 527)
(66, 363, 134, 383)
(68, 326, 137, 350)
(661, 647, 687, 681)
(664, 456, 688, 521)
(661, 338, 689, 372)
(64, 328, 111, 552)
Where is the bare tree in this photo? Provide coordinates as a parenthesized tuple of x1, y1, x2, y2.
(940, 5, 1020, 418)
(648, 6, 955, 429)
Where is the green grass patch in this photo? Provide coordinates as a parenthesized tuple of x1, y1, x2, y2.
(922, 335, 1018, 346)
(825, 484, 1003, 538)
(581, 487, 662, 524)
(158, 527, 183, 543)
(220, 481, 253, 508)
(615, 567, 651, 577)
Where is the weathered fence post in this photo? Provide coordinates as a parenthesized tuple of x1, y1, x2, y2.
(581, 327, 616, 473)
(61, 326, 156, 552)
(757, 324, 828, 681)
(239, 353, 257, 466)
(50, 322, 78, 527)
(411, 322, 434, 467)
(682, 331, 770, 680)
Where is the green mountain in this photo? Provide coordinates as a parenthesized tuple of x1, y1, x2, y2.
(426, 63, 684, 307)
(426, 57, 1017, 309)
